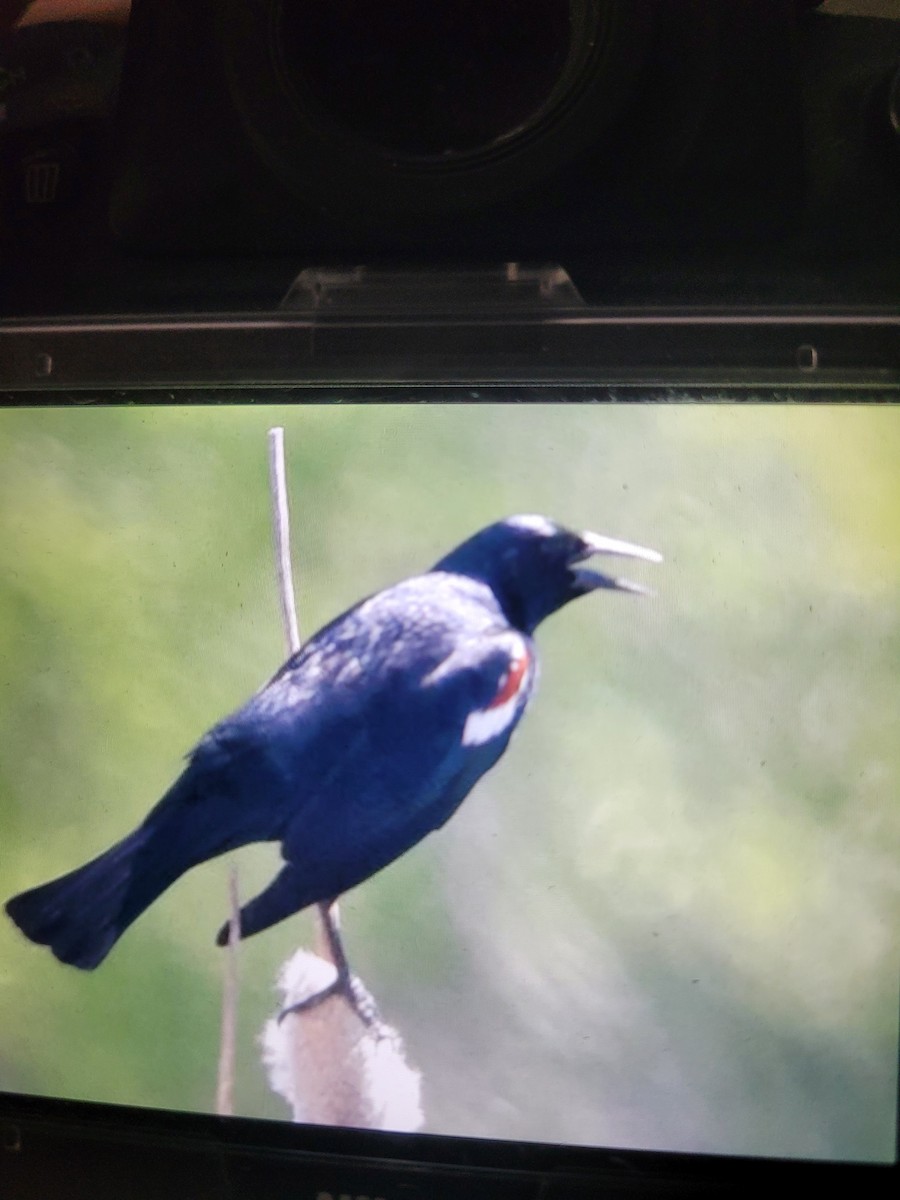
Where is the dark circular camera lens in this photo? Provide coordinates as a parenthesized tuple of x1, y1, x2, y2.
(223, 0, 651, 221)
(278, 0, 573, 158)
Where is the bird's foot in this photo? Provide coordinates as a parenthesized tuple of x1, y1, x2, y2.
(277, 975, 342, 1022)
(277, 967, 382, 1028)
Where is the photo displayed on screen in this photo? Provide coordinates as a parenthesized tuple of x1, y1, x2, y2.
(1, 401, 897, 1164)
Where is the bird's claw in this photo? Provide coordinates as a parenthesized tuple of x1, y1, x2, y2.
(277, 975, 343, 1022)
(277, 969, 382, 1028)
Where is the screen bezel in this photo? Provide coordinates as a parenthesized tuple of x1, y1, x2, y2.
(1, 1087, 897, 1200)
(1, 307, 899, 394)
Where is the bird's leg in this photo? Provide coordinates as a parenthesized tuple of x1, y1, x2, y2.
(319, 897, 351, 982)
(277, 899, 381, 1028)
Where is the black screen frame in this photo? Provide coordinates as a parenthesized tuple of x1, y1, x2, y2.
(1, 307, 899, 395)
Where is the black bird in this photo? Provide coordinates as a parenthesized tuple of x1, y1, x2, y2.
(6, 515, 659, 970)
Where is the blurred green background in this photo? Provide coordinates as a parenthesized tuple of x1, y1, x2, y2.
(0, 401, 897, 1161)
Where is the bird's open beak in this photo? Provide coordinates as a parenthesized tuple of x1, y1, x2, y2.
(571, 531, 662, 596)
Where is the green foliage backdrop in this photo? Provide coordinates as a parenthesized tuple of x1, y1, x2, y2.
(0, 402, 897, 1161)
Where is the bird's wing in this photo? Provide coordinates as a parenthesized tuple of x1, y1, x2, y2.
(278, 624, 536, 885)
(175, 620, 536, 906)
(214, 627, 538, 938)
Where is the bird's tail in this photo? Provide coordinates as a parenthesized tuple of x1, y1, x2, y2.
(6, 767, 250, 968)
(5, 827, 155, 970)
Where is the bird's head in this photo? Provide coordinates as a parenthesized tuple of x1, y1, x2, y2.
(433, 514, 661, 634)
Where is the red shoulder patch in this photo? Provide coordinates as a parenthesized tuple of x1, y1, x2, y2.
(487, 646, 531, 710)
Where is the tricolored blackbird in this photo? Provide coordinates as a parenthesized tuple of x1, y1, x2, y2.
(6, 515, 659, 969)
